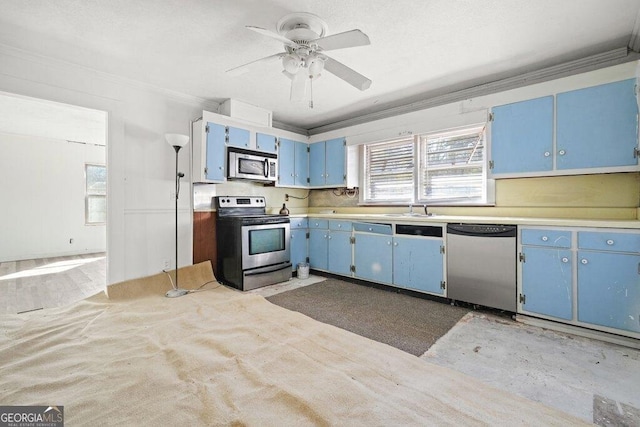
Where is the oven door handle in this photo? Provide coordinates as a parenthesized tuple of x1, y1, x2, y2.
(245, 263, 292, 277)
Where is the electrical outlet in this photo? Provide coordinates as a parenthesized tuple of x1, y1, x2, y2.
(170, 190, 176, 201)
(285, 194, 289, 201)
(69, 238, 74, 244)
(163, 259, 171, 270)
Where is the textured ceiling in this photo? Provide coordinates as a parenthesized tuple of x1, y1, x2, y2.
(0, 0, 639, 132)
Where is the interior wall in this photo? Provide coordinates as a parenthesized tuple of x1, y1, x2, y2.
(0, 45, 217, 284)
(0, 132, 106, 261)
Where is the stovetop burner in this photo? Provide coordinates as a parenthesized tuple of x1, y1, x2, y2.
(214, 196, 289, 224)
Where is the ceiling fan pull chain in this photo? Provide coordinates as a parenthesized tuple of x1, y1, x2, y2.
(309, 76, 314, 109)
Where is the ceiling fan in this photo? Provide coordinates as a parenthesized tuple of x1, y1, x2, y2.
(227, 12, 372, 107)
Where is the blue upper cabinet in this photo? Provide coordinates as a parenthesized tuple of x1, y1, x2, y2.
(205, 122, 226, 182)
(225, 125, 250, 149)
(557, 78, 638, 170)
(278, 138, 308, 188)
(309, 142, 326, 186)
(309, 138, 346, 187)
(490, 96, 554, 174)
(278, 138, 296, 186)
(294, 140, 309, 187)
(256, 133, 278, 154)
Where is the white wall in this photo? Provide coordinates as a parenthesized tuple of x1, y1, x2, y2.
(0, 45, 218, 284)
(0, 133, 106, 261)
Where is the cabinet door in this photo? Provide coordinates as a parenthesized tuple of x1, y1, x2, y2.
(393, 236, 444, 295)
(557, 79, 638, 170)
(577, 251, 640, 333)
(226, 126, 250, 149)
(521, 247, 573, 320)
(328, 230, 352, 276)
(308, 228, 328, 270)
(256, 133, 277, 154)
(205, 122, 226, 182)
(354, 233, 392, 284)
(278, 138, 296, 186)
(491, 96, 554, 174)
(290, 229, 308, 271)
(309, 142, 326, 186)
(325, 138, 345, 186)
(294, 141, 309, 187)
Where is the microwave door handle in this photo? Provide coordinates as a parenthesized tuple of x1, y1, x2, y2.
(264, 159, 269, 178)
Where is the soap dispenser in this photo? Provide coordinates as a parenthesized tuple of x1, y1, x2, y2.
(279, 203, 290, 215)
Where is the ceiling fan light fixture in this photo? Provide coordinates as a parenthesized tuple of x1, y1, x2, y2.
(308, 57, 324, 78)
(282, 54, 301, 74)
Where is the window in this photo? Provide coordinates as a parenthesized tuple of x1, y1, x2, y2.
(364, 138, 414, 202)
(85, 164, 106, 224)
(362, 125, 489, 205)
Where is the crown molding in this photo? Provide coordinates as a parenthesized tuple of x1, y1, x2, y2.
(307, 47, 639, 135)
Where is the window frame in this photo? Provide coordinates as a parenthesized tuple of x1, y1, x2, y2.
(360, 124, 494, 206)
(85, 163, 106, 225)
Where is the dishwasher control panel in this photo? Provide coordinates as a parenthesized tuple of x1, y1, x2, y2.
(447, 224, 517, 237)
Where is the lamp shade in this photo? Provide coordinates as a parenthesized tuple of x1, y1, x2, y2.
(165, 133, 189, 148)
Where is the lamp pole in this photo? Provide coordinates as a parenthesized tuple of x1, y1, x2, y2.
(165, 134, 189, 298)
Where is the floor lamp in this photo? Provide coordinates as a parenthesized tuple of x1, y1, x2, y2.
(165, 133, 189, 298)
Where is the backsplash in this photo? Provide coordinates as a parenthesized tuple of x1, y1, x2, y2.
(309, 188, 360, 208)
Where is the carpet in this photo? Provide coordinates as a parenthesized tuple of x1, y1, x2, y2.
(267, 279, 470, 356)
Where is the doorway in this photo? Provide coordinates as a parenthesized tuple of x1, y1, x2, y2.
(0, 92, 108, 314)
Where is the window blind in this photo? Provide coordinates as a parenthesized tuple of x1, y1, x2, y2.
(419, 128, 485, 202)
(364, 138, 414, 201)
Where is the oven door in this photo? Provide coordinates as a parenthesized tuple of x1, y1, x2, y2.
(241, 222, 290, 270)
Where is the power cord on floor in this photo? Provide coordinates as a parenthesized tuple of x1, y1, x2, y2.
(161, 271, 225, 294)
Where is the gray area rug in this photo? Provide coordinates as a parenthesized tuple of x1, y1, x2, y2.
(267, 279, 470, 356)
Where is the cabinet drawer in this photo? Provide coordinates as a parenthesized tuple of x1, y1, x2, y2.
(329, 220, 351, 231)
(290, 217, 308, 229)
(308, 219, 328, 229)
(521, 229, 571, 248)
(578, 231, 640, 253)
(353, 222, 393, 235)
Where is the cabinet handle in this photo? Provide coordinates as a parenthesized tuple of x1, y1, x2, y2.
(387, 241, 391, 245)
(606, 239, 614, 246)
(393, 242, 398, 247)
(328, 235, 332, 240)
(337, 224, 342, 228)
(544, 151, 550, 157)
(581, 258, 588, 265)
(558, 149, 566, 156)
(541, 236, 548, 242)
(561, 257, 569, 263)
(368, 227, 373, 231)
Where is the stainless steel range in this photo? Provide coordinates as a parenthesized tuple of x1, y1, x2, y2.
(215, 196, 291, 291)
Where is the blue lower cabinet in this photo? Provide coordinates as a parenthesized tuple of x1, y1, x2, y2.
(393, 236, 444, 295)
(354, 233, 392, 284)
(521, 247, 573, 320)
(328, 230, 352, 276)
(577, 251, 640, 333)
(308, 228, 328, 270)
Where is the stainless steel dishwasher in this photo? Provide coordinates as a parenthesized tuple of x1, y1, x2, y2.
(446, 224, 517, 311)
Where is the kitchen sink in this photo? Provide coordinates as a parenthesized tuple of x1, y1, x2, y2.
(382, 213, 435, 217)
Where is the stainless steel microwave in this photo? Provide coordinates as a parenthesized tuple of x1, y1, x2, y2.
(227, 148, 278, 183)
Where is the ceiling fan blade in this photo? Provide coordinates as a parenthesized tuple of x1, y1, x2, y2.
(323, 56, 372, 91)
(313, 29, 370, 51)
(289, 70, 309, 101)
(226, 53, 284, 76)
(246, 26, 297, 48)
